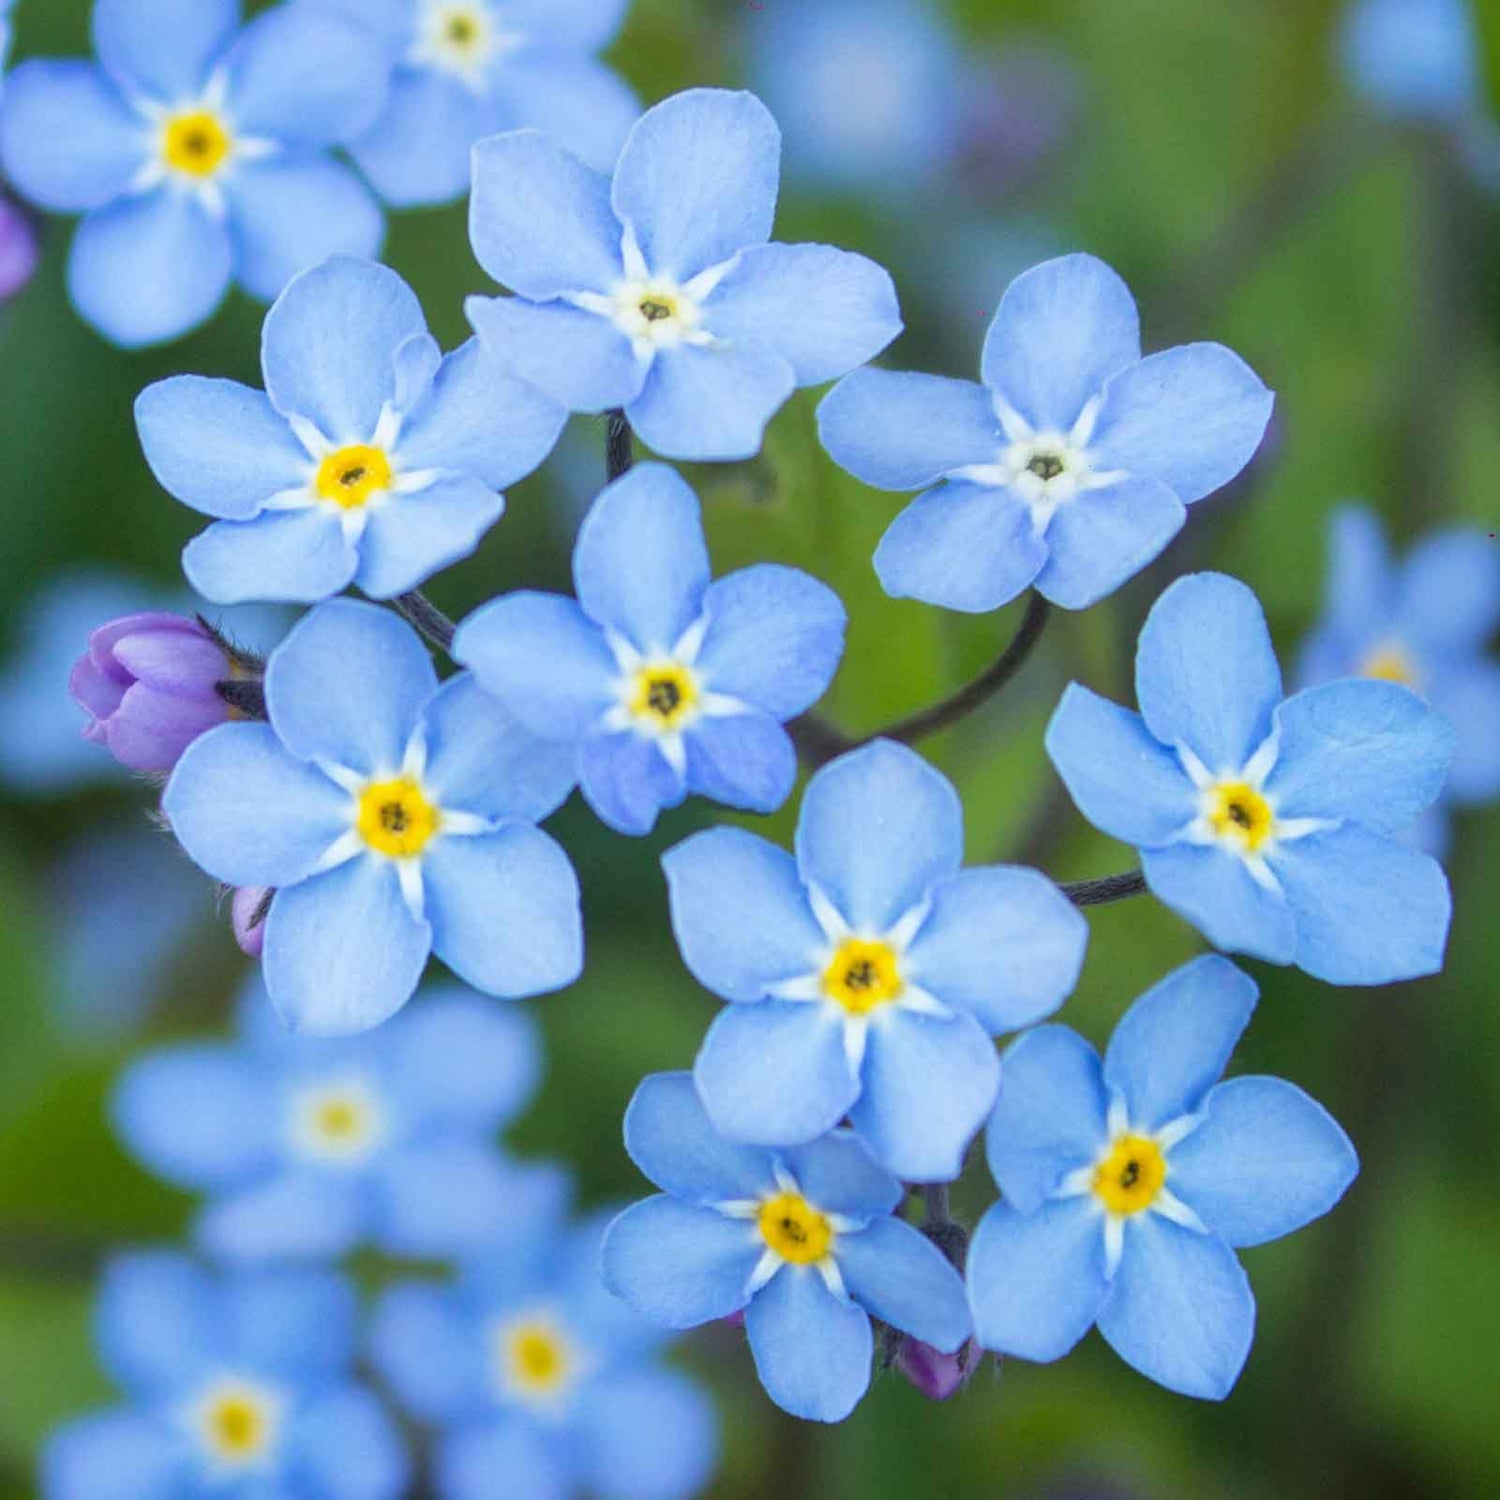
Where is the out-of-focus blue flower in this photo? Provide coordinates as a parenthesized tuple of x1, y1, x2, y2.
(306, 0, 637, 206)
(602, 1073, 972, 1423)
(1299, 505, 1500, 853)
(42, 1252, 408, 1499)
(952, 42, 1082, 195)
(0, 187, 37, 299)
(967, 956, 1358, 1400)
(136, 257, 565, 605)
(455, 463, 845, 836)
(466, 88, 902, 461)
(1340, 0, 1481, 121)
(1047, 572, 1454, 985)
(373, 1190, 719, 1499)
(662, 740, 1087, 1181)
(163, 599, 583, 1035)
(0, 0, 391, 347)
(819, 253, 1274, 612)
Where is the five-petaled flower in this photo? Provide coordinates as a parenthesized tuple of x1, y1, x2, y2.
(466, 87, 903, 460)
(163, 599, 583, 1034)
(1047, 571, 1454, 984)
(817, 252, 1275, 612)
(455, 462, 846, 835)
(967, 955, 1358, 1399)
(601, 1072, 972, 1423)
(662, 739, 1088, 1181)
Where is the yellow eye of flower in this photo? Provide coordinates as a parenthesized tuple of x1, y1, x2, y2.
(164, 110, 232, 177)
(639, 295, 677, 323)
(356, 777, 440, 858)
(1092, 1134, 1167, 1217)
(758, 1191, 835, 1265)
(629, 663, 699, 729)
(1207, 781, 1274, 852)
(195, 1381, 279, 1467)
(1360, 643, 1418, 687)
(821, 937, 903, 1015)
(496, 1318, 574, 1401)
(316, 445, 393, 509)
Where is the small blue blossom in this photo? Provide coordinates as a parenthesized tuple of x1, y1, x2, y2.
(967, 956, 1358, 1400)
(601, 1072, 972, 1423)
(305, 0, 638, 206)
(1047, 571, 1455, 985)
(465, 87, 903, 461)
(163, 598, 583, 1035)
(818, 253, 1275, 612)
(0, 0, 393, 347)
(43, 1252, 408, 1499)
(135, 257, 566, 605)
(661, 740, 1088, 1181)
(372, 1192, 719, 1499)
(455, 462, 846, 836)
(1340, 0, 1482, 121)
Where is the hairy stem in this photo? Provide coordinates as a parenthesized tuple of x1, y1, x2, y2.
(1061, 870, 1147, 906)
(394, 591, 457, 655)
(606, 409, 634, 482)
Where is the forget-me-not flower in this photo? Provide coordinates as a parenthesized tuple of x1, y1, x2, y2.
(662, 740, 1088, 1181)
(0, 0, 392, 347)
(455, 462, 846, 836)
(818, 253, 1274, 612)
(967, 956, 1358, 1399)
(1340, 0, 1482, 121)
(163, 599, 583, 1035)
(602, 1072, 972, 1423)
(372, 1192, 719, 1500)
(1047, 571, 1454, 984)
(466, 87, 903, 461)
(43, 1252, 407, 1499)
(135, 256, 566, 605)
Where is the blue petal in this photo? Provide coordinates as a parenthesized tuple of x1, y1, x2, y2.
(1340, 0, 1478, 119)
(980, 253, 1141, 432)
(662, 827, 824, 1003)
(284, 1385, 410, 1500)
(350, 67, 491, 208)
(967, 1198, 1108, 1361)
(817, 368, 1001, 491)
(469, 130, 622, 298)
(1324, 504, 1393, 640)
(369, 1283, 488, 1423)
(837, 1216, 971, 1350)
(696, 564, 846, 719)
(183, 509, 358, 605)
(627, 342, 797, 463)
(263, 857, 432, 1035)
(573, 463, 710, 650)
(220, 1266, 358, 1378)
(69, 191, 231, 348)
(504, 0, 630, 51)
(0, 62, 143, 212)
(1097, 1217, 1254, 1400)
(162, 722, 350, 888)
(874, 481, 1049, 614)
(1141, 843, 1297, 963)
(1045, 684, 1197, 847)
(744, 1266, 872, 1423)
(41, 1411, 191, 1500)
(424, 825, 583, 998)
(1103, 955, 1257, 1129)
(374, 1141, 535, 1259)
(848, 1009, 999, 1182)
(488, 51, 640, 174)
(705, 242, 901, 385)
(601, 1197, 760, 1327)
(777, 1131, 903, 1221)
(694, 1001, 858, 1147)
(265, 598, 437, 778)
(683, 710, 798, 814)
(1398, 526, 1500, 653)
(92, 0, 237, 100)
(572, 1369, 719, 1500)
(1135, 572, 1283, 773)
(135, 377, 307, 522)
(1272, 825, 1451, 984)
(1089, 344, 1274, 504)
(1169, 1076, 1359, 1248)
(1432, 659, 1500, 802)
(197, 1170, 366, 1261)
(96, 1252, 214, 1391)
(1035, 475, 1187, 609)
(438, 1420, 570, 1500)
(986, 1026, 1107, 1214)
(611, 89, 779, 281)
(795, 739, 963, 933)
(579, 727, 684, 834)
(354, 476, 503, 599)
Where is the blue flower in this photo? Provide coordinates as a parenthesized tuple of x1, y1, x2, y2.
(967, 956, 1358, 1400)
(455, 462, 845, 836)
(661, 740, 1088, 1181)
(818, 253, 1274, 612)
(43, 1252, 408, 1498)
(1047, 571, 1455, 985)
(163, 598, 583, 1034)
(372, 1195, 719, 1500)
(466, 87, 903, 461)
(1340, 0, 1481, 121)
(601, 1072, 972, 1423)
(305, 0, 638, 206)
(0, 0, 392, 347)
(135, 257, 566, 605)
(1299, 505, 1500, 852)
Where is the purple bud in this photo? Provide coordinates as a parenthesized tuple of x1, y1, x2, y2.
(69, 613, 239, 773)
(0, 193, 39, 303)
(897, 1335, 980, 1401)
(232, 886, 272, 958)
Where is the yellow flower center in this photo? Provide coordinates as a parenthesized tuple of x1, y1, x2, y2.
(315, 445, 394, 509)
(821, 937, 903, 1015)
(196, 1382, 277, 1466)
(1360, 643, 1419, 687)
(758, 1191, 835, 1265)
(356, 777, 441, 858)
(163, 110, 232, 178)
(1207, 780, 1275, 852)
(629, 663, 699, 730)
(1092, 1134, 1167, 1217)
(291, 1082, 384, 1162)
(500, 1320, 572, 1399)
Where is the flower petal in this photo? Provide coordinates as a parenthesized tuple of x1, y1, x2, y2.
(284, 1385, 409, 1500)
(572, 1368, 719, 1500)
(487, 50, 640, 174)
(777, 1131, 903, 1221)
(1398, 527, 1500, 652)
(96, 1251, 214, 1390)
(350, 67, 491, 208)
(1034, 475, 1186, 610)
(182, 509, 358, 606)
(1432, 658, 1500, 802)
(1323, 504, 1393, 641)
(744, 1265, 872, 1423)
(837, 1216, 971, 1350)
(579, 727, 684, 834)
(374, 1141, 536, 1260)
(196, 1170, 366, 1261)
(439, 1420, 570, 1500)
(622, 1071, 777, 1204)
(683, 710, 798, 815)
(92, 0, 237, 99)
(369, 1283, 488, 1423)
(1141, 842, 1297, 964)
(42, 1411, 191, 1500)
(627, 342, 797, 463)
(221, 1267, 358, 1377)
(353, 476, 504, 599)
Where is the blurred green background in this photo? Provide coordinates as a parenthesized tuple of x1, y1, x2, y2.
(2, 0, 1498, 1495)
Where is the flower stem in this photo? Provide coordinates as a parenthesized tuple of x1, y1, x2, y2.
(394, 590, 457, 655)
(1061, 869, 1147, 906)
(606, 409, 634, 482)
